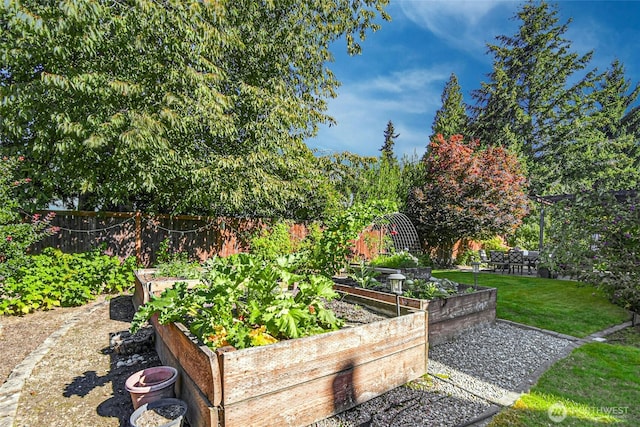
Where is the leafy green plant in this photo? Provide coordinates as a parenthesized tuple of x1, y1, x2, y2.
(454, 248, 478, 266)
(0, 247, 137, 315)
(347, 260, 380, 288)
(480, 236, 509, 252)
(250, 221, 297, 260)
(305, 200, 396, 276)
(544, 189, 640, 313)
(404, 277, 459, 300)
(0, 156, 58, 277)
(370, 250, 419, 269)
(131, 253, 343, 350)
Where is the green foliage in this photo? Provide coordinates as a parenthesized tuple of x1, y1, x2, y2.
(0, 156, 58, 277)
(454, 249, 477, 266)
(0, 0, 390, 217)
(380, 120, 398, 163)
(250, 221, 297, 260)
(404, 278, 459, 300)
(430, 73, 469, 142)
(306, 200, 396, 276)
(506, 211, 541, 250)
(131, 253, 342, 350)
(346, 260, 380, 289)
(544, 189, 640, 313)
(406, 134, 528, 266)
(470, 2, 640, 195)
(480, 236, 509, 252)
(0, 248, 137, 315)
(152, 238, 200, 279)
(153, 259, 201, 280)
(370, 251, 420, 269)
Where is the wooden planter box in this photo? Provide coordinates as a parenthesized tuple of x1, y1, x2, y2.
(333, 283, 496, 346)
(133, 270, 429, 427)
(132, 268, 201, 310)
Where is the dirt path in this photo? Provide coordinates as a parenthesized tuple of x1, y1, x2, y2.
(1, 295, 159, 427)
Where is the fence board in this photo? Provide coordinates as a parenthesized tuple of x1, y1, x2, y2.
(29, 211, 317, 266)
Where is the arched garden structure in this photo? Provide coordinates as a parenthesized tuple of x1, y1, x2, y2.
(369, 212, 422, 256)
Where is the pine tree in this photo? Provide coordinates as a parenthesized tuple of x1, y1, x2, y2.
(431, 73, 469, 142)
(380, 120, 399, 163)
(470, 1, 596, 193)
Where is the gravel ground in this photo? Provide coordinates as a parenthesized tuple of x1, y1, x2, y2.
(310, 319, 575, 427)
(3, 295, 578, 427)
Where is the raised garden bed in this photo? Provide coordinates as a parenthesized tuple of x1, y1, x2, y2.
(333, 280, 496, 346)
(133, 270, 429, 427)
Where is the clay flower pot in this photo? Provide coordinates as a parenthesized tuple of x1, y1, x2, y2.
(125, 366, 178, 410)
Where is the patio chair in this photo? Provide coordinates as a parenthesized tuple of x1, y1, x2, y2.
(488, 250, 509, 273)
(525, 250, 540, 274)
(507, 249, 526, 275)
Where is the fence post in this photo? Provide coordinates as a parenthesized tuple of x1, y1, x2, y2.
(135, 211, 142, 265)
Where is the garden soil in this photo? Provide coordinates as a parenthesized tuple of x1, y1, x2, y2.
(0, 295, 161, 427)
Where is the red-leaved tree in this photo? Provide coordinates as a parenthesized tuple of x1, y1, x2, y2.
(406, 134, 529, 265)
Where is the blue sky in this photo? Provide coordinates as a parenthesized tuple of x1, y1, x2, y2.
(307, 0, 640, 159)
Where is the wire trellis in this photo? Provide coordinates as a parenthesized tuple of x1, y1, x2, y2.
(372, 212, 422, 255)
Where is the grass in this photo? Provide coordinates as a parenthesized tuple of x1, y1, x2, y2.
(432, 271, 630, 337)
(489, 342, 640, 426)
(431, 271, 639, 426)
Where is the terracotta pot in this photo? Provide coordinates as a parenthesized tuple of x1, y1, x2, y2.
(125, 366, 178, 410)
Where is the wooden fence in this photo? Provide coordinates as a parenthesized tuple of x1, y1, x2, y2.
(30, 211, 310, 267)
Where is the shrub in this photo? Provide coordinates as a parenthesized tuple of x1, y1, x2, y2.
(250, 221, 297, 260)
(0, 247, 137, 315)
(370, 251, 419, 269)
(0, 156, 58, 277)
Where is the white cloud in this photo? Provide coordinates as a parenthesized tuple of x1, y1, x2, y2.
(398, 0, 516, 53)
(312, 66, 452, 157)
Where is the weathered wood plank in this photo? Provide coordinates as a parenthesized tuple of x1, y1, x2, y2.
(336, 285, 497, 346)
(155, 330, 219, 427)
(429, 309, 496, 346)
(151, 315, 222, 406)
(427, 288, 496, 323)
(222, 340, 428, 427)
(333, 284, 428, 310)
(220, 312, 427, 405)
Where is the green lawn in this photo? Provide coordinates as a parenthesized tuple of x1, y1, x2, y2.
(432, 271, 638, 426)
(489, 341, 640, 426)
(432, 271, 630, 338)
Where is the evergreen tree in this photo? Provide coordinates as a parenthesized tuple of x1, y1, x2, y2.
(589, 60, 640, 140)
(470, 1, 596, 193)
(431, 73, 469, 142)
(380, 120, 399, 163)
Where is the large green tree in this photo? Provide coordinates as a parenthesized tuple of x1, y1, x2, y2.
(470, 1, 596, 194)
(0, 0, 390, 217)
(430, 73, 469, 142)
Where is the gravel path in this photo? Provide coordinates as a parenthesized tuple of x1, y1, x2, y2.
(311, 320, 578, 427)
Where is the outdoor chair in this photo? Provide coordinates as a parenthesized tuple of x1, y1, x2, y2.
(507, 249, 526, 275)
(525, 250, 540, 274)
(488, 250, 509, 273)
